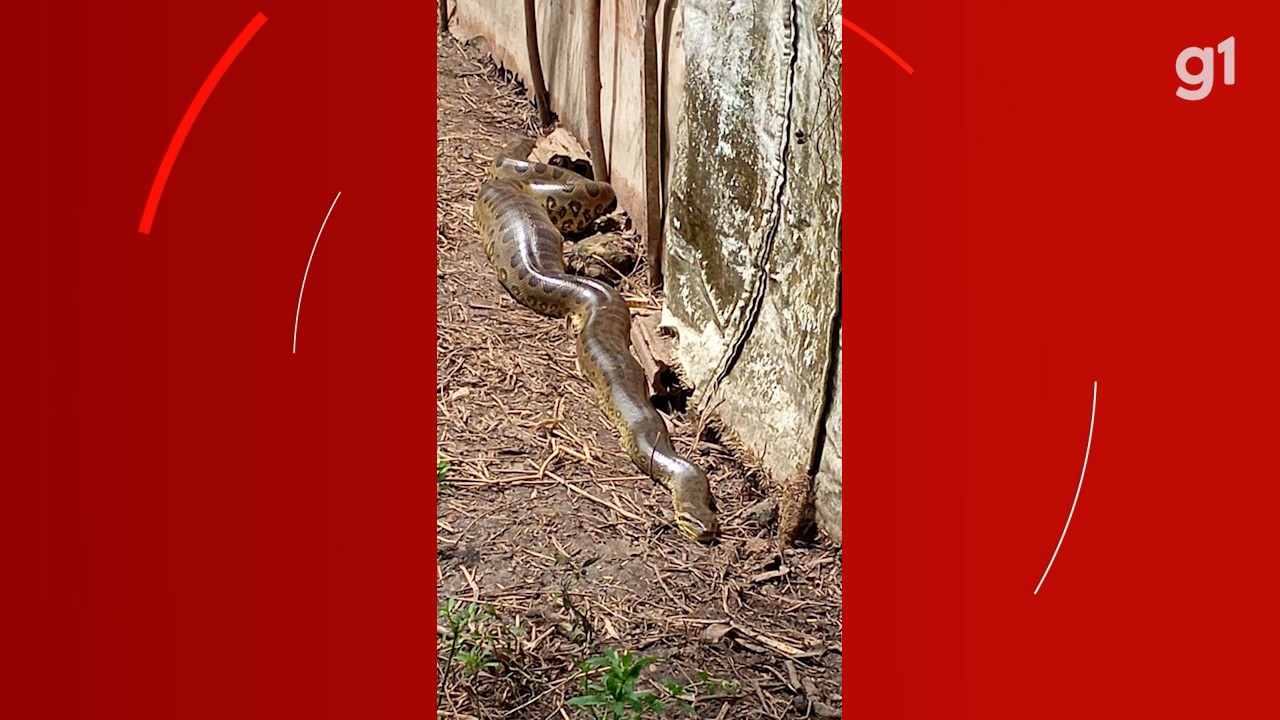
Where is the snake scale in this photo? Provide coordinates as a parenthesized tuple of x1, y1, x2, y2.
(473, 139, 719, 542)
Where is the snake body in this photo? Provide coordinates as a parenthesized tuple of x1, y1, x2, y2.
(473, 140, 719, 542)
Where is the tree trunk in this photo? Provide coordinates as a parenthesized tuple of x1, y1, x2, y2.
(438, 0, 448, 35)
(642, 0, 662, 288)
(523, 0, 553, 128)
(583, 1, 609, 182)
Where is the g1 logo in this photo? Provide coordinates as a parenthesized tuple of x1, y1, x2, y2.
(1176, 36, 1235, 101)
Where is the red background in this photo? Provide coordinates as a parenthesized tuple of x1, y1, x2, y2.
(848, 1, 1279, 717)
(2, 2, 434, 718)
(6, 1, 1280, 718)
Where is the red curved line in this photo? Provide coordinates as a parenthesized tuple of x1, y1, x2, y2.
(843, 17, 914, 75)
(138, 12, 268, 234)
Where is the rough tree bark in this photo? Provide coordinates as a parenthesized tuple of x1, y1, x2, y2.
(523, 0, 553, 128)
(642, 0, 663, 288)
(583, 0, 609, 182)
(438, 0, 448, 34)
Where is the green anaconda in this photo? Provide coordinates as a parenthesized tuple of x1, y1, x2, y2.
(473, 139, 719, 542)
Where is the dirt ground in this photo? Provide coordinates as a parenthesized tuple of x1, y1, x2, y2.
(435, 34, 843, 719)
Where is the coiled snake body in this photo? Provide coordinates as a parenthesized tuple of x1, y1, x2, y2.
(473, 140, 719, 542)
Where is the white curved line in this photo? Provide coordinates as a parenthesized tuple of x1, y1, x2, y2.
(1034, 380, 1097, 595)
(293, 191, 342, 354)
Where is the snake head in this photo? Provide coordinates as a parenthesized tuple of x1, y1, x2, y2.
(673, 475, 719, 543)
(676, 508, 719, 543)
